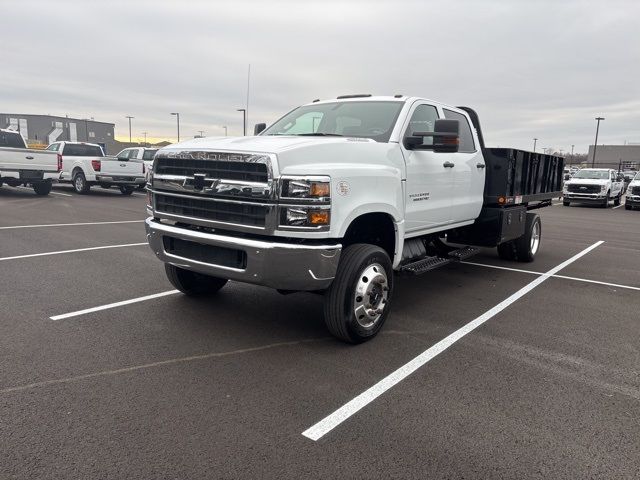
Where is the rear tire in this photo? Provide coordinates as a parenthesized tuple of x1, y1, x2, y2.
(323, 244, 393, 343)
(32, 181, 52, 196)
(165, 264, 228, 296)
(119, 186, 134, 195)
(73, 171, 90, 194)
(625, 204, 632, 210)
(514, 213, 541, 263)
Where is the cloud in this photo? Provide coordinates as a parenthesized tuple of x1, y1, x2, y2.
(2, 0, 639, 150)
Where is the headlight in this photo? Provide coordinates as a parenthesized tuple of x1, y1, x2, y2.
(601, 185, 607, 192)
(280, 206, 330, 229)
(280, 176, 331, 200)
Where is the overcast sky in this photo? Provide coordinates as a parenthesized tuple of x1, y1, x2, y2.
(2, 0, 639, 152)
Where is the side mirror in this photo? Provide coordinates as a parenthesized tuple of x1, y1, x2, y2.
(404, 119, 460, 153)
(254, 123, 267, 135)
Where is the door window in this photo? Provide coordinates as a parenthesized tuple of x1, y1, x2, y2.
(404, 104, 439, 146)
(443, 109, 476, 153)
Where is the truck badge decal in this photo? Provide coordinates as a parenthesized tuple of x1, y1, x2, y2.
(192, 173, 206, 190)
(409, 192, 430, 202)
(337, 181, 350, 196)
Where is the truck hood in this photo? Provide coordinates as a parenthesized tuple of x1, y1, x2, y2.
(565, 178, 608, 186)
(158, 135, 377, 156)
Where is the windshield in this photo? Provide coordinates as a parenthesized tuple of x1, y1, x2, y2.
(572, 169, 609, 180)
(262, 101, 404, 142)
(142, 149, 158, 160)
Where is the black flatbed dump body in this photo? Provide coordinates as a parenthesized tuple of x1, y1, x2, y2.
(448, 107, 564, 248)
(482, 148, 564, 207)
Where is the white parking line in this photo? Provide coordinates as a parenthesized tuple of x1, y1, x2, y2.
(0, 242, 147, 262)
(462, 261, 640, 292)
(50, 290, 179, 320)
(301, 241, 604, 441)
(0, 220, 143, 230)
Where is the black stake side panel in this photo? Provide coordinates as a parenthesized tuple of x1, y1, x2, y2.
(483, 148, 564, 206)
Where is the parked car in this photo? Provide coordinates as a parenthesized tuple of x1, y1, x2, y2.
(0, 128, 59, 195)
(113, 147, 159, 189)
(144, 94, 563, 343)
(625, 172, 640, 210)
(47, 141, 145, 194)
(562, 168, 624, 207)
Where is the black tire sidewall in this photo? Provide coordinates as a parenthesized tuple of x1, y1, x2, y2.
(73, 172, 87, 194)
(515, 213, 541, 262)
(327, 244, 393, 343)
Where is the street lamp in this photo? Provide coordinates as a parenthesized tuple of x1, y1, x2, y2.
(592, 116, 604, 167)
(197, 130, 205, 138)
(125, 116, 134, 143)
(533, 138, 538, 152)
(223, 126, 228, 136)
(142, 131, 148, 146)
(237, 109, 246, 136)
(170, 112, 180, 142)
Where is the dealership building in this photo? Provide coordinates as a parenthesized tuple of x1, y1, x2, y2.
(0, 113, 117, 153)
(587, 144, 640, 170)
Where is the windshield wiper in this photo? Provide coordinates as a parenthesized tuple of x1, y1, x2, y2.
(295, 132, 343, 137)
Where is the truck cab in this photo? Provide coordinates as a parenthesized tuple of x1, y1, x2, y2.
(145, 95, 562, 343)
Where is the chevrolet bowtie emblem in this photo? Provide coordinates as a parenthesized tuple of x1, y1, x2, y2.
(192, 173, 206, 190)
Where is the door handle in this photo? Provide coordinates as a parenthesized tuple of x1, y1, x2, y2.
(443, 161, 455, 168)
(476, 163, 486, 169)
(26, 156, 34, 160)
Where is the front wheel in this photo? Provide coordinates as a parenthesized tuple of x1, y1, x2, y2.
(33, 181, 52, 196)
(562, 200, 570, 206)
(625, 204, 632, 210)
(165, 264, 228, 296)
(614, 194, 621, 206)
(601, 192, 610, 208)
(119, 186, 134, 195)
(514, 213, 541, 262)
(323, 244, 393, 343)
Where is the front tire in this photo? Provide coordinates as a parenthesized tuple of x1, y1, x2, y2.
(33, 180, 52, 196)
(165, 264, 228, 296)
(514, 213, 541, 262)
(323, 244, 393, 343)
(562, 200, 570, 206)
(601, 192, 610, 208)
(625, 204, 632, 210)
(614, 194, 621, 206)
(73, 171, 90, 194)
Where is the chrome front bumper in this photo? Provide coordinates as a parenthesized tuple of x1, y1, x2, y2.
(96, 175, 145, 185)
(145, 218, 341, 290)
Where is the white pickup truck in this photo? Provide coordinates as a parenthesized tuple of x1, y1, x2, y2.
(562, 168, 625, 207)
(114, 147, 159, 188)
(145, 95, 563, 343)
(0, 128, 59, 195)
(47, 141, 146, 195)
(625, 172, 640, 210)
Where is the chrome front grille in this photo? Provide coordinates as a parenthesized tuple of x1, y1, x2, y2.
(151, 151, 275, 231)
(155, 193, 268, 228)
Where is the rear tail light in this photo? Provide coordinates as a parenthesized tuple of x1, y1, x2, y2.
(57, 154, 62, 172)
(91, 160, 101, 172)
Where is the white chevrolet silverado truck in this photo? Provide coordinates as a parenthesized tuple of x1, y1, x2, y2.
(625, 171, 640, 210)
(562, 168, 624, 207)
(0, 128, 59, 195)
(47, 141, 146, 195)
(145, 95, 563, 343)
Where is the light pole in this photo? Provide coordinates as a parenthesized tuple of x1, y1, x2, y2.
(592, 116, 604, 167)
(533, 138, 538, 152)
(237, 109, 246, 136)
(125, 116, 134, 143)
(171, 112, 180, 142)
(142, 132, 148, 146)
(223, 126, 228, 136)
(197, 130, 205, 137)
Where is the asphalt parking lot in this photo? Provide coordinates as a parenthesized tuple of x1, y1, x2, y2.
(1, 185, 639, 479)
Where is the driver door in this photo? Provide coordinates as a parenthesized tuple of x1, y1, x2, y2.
(401, 103, 454, 233)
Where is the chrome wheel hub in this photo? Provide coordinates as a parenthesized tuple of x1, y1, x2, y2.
(530, 221, 540, 255)
(353, 263, 389, 328)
